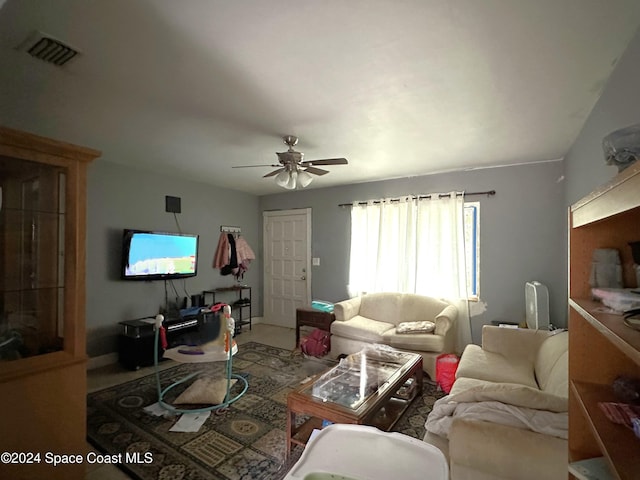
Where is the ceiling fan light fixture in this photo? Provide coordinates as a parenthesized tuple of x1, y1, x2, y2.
(274, 165, 312, 190)
(284, 170, 298, 189)
(297, 169, 313, 188)
(275, 169, 291, 187)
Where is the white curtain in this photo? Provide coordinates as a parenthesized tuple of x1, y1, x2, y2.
(348, 192, 472, 351)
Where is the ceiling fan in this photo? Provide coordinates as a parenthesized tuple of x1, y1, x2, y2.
(232, 135, 348, 189)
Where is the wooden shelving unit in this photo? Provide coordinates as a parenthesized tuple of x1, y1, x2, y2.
(568, 161, 640, 480)
(203, 285, 252, 333)
(0, 127, 100, 479)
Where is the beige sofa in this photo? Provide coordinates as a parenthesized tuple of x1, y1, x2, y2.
(423, 326, 568, 480)
(330, 292, 458, 379)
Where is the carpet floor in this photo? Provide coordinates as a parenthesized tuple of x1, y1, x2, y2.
(87, 342, 444, 480)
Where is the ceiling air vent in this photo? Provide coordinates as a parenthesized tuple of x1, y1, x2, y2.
(17, 31, 80, 66)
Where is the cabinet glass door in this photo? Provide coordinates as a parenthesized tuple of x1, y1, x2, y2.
(0, 158, 66, 360)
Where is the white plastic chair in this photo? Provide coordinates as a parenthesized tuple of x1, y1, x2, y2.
(283, 424, 449, 480)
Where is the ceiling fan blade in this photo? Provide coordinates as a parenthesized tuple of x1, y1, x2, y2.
(301, 157, 348, 166)
(304, 166, 329, 176)
(232, 164, 281, 168)
(263, 168, 284, 178)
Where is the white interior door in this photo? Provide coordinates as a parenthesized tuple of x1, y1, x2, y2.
(263, 208, 311, 328)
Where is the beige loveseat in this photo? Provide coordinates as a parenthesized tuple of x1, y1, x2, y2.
(330, 292, 458, 379)
(423, 326, 568, 480)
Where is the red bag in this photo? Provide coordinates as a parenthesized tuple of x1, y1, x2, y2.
(435, 353, 459, 393)
(300, 328, 331, 357)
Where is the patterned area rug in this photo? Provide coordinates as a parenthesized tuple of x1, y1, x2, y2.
(87, 342, 444, 480)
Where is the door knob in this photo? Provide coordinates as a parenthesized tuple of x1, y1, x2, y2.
(301, 275, 306, 280)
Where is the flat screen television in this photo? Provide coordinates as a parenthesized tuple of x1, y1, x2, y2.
(121, 229, 199, 280)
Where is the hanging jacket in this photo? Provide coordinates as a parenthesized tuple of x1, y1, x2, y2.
(232, 236, 256, 279)
(234, 237, 256, 265)
(220, 234, 238, 276)
(213, 232, 229, 269)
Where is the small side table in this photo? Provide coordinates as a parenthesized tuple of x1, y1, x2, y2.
(296, 307, 336, 349)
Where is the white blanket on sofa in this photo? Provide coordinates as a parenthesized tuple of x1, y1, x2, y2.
(426, 395, 568, 440)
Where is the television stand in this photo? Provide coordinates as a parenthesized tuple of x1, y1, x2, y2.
(117, 311, 218, 370)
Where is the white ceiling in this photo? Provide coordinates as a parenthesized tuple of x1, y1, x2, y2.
(1, 0, 639, 195)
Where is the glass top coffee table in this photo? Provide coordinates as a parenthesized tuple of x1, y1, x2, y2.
(286, 346, 423, 459)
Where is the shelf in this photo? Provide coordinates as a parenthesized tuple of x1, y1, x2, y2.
(207, 286, 252, 333)
(291, 417, 323, 447)
(369, 397, 412, 431)
(1, 206, 64, 215)
(212, 285, 250, 292)
(571, 381, 640, 480)
(571, 162, 640, 228)
(569, 298, 640, 367)
(0, 285, 64, 294)
(569, 162, 640, 480)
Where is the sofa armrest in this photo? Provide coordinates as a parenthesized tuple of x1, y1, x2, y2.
(480, 325, 550, 364)
(434, 304, 458, 336)
(333, 296, 362, 321)
(422, 431, 450, 464)
(449, 418, 567, 480)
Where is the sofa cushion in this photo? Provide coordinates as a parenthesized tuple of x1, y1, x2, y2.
(449, 377, 568, 413)
(358, 293, 403, 324)
(401, 295, 449, 323)
(383, 329, 445, 352)
(456, 344, 538, 388)
(534, 331, 568, 392)
(330, 315, 395, 343)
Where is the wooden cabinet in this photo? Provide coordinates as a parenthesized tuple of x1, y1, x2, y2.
(568, 161, 640, 479)
(0, 127, 100, 479)
(295, 306, 335, 348)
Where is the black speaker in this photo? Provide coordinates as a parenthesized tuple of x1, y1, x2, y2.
(191, 293, 204, 307)
(165, 195, 181, 213)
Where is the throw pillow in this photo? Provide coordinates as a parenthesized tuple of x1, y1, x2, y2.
(396, 321, 435, 334)
(174, 376, 237, 405)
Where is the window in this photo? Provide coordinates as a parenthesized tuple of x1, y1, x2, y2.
(348, 195, 480, 301)
(464, 202, 480, 300)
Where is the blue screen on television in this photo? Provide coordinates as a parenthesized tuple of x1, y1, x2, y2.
(122, 230, 198, 280)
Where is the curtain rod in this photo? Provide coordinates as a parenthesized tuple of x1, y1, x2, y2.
(338, 190, 495, 208)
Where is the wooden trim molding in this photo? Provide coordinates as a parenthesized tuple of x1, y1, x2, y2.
(0, 126, 101, 164)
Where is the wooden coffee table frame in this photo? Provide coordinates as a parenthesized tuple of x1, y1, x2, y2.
(286, 353, 423, 459)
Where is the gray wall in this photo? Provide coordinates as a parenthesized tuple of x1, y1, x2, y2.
(85, 27, 640, 356)
(260, 160, 566, 344)
(564, 28, 640, 205)
(86, 160, 261, 357)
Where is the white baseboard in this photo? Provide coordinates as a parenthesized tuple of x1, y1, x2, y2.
(87, 352, 118, 370)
